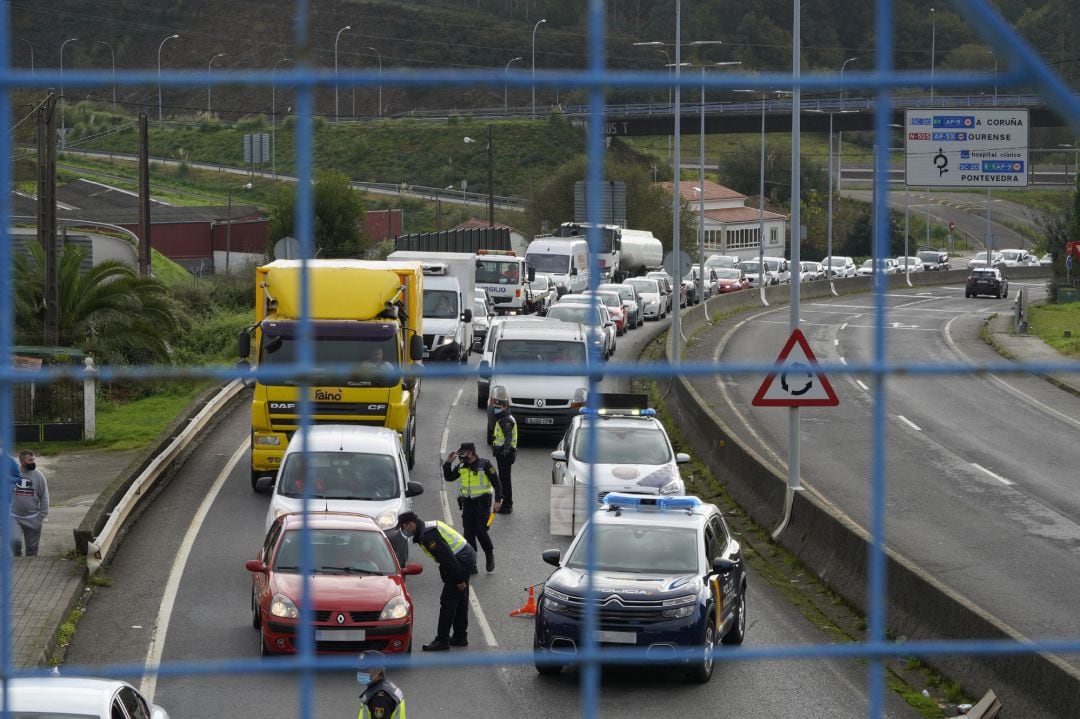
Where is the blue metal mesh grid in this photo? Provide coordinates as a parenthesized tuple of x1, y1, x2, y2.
(2, 0, 1080, 716)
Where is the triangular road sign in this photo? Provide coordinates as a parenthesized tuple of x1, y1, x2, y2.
(752, 328, 839, 407)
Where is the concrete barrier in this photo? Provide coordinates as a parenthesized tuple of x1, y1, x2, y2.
(663, 273, 1080, 718)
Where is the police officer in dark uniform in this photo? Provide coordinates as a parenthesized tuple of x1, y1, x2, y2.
(443, 442, 502, 573)
(397, 511, 476, 651)
(357, 650, 406, 719)
(491, 393, 518, 514)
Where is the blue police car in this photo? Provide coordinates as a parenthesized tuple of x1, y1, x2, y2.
(533, 493, 746, 683)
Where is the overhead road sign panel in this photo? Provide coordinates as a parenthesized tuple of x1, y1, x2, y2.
(752, 329, 839, 407)
(904, 109, 1029, 188)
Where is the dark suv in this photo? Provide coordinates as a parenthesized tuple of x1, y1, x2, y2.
(917, 250, 950, 271)
(533, 493, 746, 683)
(966, 268, 1009, 298)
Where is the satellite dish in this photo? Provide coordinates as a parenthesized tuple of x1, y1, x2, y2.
(663, 250, 693, 279)
(273, 236, 301, 260)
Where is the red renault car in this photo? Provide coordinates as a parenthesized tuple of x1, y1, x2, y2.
(247, 512, 422, 655)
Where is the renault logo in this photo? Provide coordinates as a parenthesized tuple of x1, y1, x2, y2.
(336, 613, 346, 625)
(535, 398, 545, 408)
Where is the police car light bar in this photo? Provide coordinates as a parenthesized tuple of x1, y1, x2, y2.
(579, 407, 657, 417)
(602, 493, 701, 511)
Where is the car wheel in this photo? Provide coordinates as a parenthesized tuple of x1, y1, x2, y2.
(996, 290, 1002, 299)
(1004, 288, 1009, 298)
(685, 618, 716, 683)
(251, 589, 262, 629)
(535, 652, 564, 676)
(250, 468, 261, 492)
(965, 292, 971, 298)
(477, 388, 488, 409)
(722, 586, 747, 646)
(260, 634, 271, 656)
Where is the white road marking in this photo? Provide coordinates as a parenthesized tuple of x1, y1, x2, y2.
(141, 441, 248, 703)
(839, 322, 848, 331)
(972, 463, 1015, 486)
(839, 357, 848, 365)
(897, 415, 922, 431)
(834, 338, 839, 346)
(856, 380, 870, 391)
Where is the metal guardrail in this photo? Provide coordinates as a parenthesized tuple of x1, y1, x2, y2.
(84, 380, 244, 575)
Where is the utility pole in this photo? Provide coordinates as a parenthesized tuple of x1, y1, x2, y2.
(37, 95, 59, 345)
(137, 115, 152, 276)
(487, 124, 495, 227)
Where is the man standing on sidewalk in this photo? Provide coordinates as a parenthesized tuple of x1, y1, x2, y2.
(11, 450, 49, 557)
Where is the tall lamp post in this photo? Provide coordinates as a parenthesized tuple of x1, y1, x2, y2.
(59, 37, 78, 151)
(365, 47, 383, 117)
(334, 24, 351, 123)
(987, 49, 998, 105)
(272, 57, 292, 179)
(836, 57, 857, 194)
(157, 33, 179, 128)
(98, 41, 115, 110)
(930, 7, 936, 104)
(464, 126, 495, 227)
(504, 56, 523, 108)
(207, 52, 226, 115)
(531, 18, 547, 117)
(225, 182, 253, 274)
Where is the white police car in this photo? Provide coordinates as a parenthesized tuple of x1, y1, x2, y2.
(534, 493, 746, 683)
(550, 405, 688, 503)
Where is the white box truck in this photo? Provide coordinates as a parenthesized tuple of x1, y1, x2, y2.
(387, 251, 475, 362)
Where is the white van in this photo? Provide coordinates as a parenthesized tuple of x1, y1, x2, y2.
(761, 256, 791, 284)
(482, 320, 593, 437)
(526, 237, 590, 296)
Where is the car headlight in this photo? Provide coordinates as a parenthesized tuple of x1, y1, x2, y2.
(438, 335, 454, 346)
(376, 510, 397, 530)
(659, 477, 683, 495)
(380, 595, 410, 620)
(661, 593, 696, 618)
(661, 605, 696, 619)
(269, 593, 299, 619)
(254, 435, 282, 446)
(543, 588, 573, 614)
(571, 388, 588, 408)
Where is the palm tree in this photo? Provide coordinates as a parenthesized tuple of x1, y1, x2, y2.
(13, 241, 180, 364)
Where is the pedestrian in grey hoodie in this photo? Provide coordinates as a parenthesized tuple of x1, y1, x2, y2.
(12, 450, 49, 556)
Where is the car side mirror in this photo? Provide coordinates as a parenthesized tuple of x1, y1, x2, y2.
(245, 560, 268, 574)
(405, 480, 424, 498)
(409, 335, 425, 361)
(550, 450, 567, 462)
(462, 309, 473, 322)
(542, 548, 562, 567)
(675, 453, 691, 464)
(712, 557, 738, 574)
(402, 562, 424, 576)
(528, 266, 536, 281)
(570, 266, 578, 276)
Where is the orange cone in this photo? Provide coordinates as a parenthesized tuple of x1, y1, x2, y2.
(509, 585, 538, 617)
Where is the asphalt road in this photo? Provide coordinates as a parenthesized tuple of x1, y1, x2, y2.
(703, 280, 1080, 651)
(64, 309, 923, 719)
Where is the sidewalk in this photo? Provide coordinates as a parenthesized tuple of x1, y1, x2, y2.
(9, 315, 1078, 670)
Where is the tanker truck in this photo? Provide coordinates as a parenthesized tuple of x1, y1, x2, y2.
(542, 222, 663, 282)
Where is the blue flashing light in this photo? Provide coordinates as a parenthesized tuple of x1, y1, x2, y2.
(602, 493, 701, 511)
(579, 407, 658, 417)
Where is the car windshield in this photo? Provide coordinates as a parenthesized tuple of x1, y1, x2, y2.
(565, 525, 699, 573)
(529, 278, 550, 291)
(715, 268, 742, 280)
(495, 339, 586, 364)
(572, 424, 673, 465)
(474, 298, 487, 315)
(274, 528, 398, 575)
(600, 285, 633, 301)
(592, 293, 620, 307)
(705, 256, 737, 268)
(971, 269, 998, 279)
(423, 289, 458, 319)
(476, 260, 521, 285)
(1001, 251, 1021, 261)
(525, 252, 569, 274)
(738, 262, 761, 273)
(825, 257, 848, 268)
(547, 305, 603, 327)
(277, 452, 399, 500)
(917, 251, 940, 262)
(625, 279, 658, 294)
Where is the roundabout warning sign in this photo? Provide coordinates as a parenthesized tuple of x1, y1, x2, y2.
(752, 329, 839, 407)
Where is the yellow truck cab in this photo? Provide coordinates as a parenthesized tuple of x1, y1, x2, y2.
(238, 260, 425, 490)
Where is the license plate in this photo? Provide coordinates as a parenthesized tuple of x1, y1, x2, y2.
(315, 629, 366, 641)
(526, 417, 555, 425)
(596, 630, 637, 645)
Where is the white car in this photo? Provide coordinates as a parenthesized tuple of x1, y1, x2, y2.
(704, 254, 740, 270)
(550, 406, 689, 503)
(472, 294, 495, 352)
(762, 256, 791, 284)
(798, 261, 825, 281)
(856, 258, 897, 276)
(548, 299, 617, 359)
(599, 282, 644, 329)
(999, 248, 1036, 267)
(967, 251, 1005, 270)
(265, 425, 424, 565)
(624, 277, 666, 320)
(5, 677, 170, 719)
(736, 259, 769, 288)
(894, 256, 924, 274)
(823, 255, 857, 278)
(527, 274, 558, 314)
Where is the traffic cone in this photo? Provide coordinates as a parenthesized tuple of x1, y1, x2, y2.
(509, 585, 538, 617)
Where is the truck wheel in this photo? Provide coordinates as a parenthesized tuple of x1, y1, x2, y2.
(250, 469, 263, 492)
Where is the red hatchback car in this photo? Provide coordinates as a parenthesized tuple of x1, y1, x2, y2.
(247, 512, 422, 656)
(714, 268, 750, 293)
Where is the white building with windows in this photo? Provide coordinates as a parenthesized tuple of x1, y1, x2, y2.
(662, 180, 788, 259)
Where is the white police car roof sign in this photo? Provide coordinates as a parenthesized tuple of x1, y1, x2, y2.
(752, 329, 839, 407)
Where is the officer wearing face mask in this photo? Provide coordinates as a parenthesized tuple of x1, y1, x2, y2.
(356, 650, 405, 718)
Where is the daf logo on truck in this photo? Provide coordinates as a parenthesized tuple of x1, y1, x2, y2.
(269, 402, 296, 411)
(314, 389, 343, 401)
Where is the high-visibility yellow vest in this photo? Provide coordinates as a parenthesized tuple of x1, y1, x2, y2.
(458, 463, 494, 498)
(418, 520, 467, 560)
(493, 416, 518, 449)
(358, 683, 406, 719)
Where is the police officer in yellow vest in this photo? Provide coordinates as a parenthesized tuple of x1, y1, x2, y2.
(491, 394, 518, 514)
(443, 442, 503, 574)
(397, 511, 477, 651)
(357, 650, 406, 718)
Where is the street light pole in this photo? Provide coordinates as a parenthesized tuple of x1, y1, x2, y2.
(531, 18, 546, 117)
(837, 57, 857, 194)
(504, 56, 523, 109)
(272, 57, 292, 179)
(207, 52, 226, 114)
(930, 7, 936, 104)
(334, 24, 351, 123)
(157, 34, 179, 128)
(59, 37, 78, 151)
(987, 49, 998, 105)
(366, 47, 383, 117)
(98, 41, 115, 111)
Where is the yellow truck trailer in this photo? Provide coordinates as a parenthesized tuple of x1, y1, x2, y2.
(238, 259, 425, 489)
